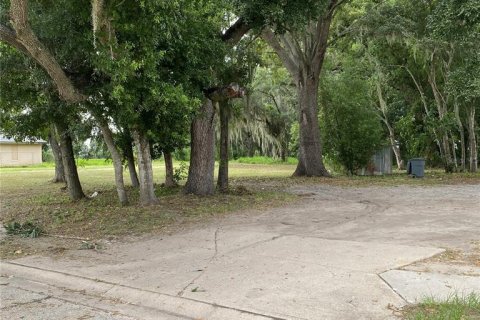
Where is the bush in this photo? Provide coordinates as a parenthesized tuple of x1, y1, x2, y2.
(320, 65, 385, 174)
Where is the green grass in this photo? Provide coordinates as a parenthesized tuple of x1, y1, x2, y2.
(403, 293, 480, 320)
(0, 160, 299, 259)
(0, 158, 113, 170)
(233, 156, 298, 165)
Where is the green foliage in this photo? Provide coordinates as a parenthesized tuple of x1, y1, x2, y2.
(173, 162, 189, 183)
(320, 54, 385, 174)
(4, 221, 42, 238)
(232, 0, 328, 33)
(403, 293, 480, 320)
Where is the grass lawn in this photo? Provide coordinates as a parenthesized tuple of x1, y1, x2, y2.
(0, 160, 300, 258)
(1, 158, 479, 258)
(402, 293, 480, 320)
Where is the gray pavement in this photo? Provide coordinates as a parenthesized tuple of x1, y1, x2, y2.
(1, 184, 479, 319)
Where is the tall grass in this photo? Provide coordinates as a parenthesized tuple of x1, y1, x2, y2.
(404, 293, 480, 320)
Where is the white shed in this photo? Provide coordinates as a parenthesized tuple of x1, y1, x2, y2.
(0, 135, 46, 166)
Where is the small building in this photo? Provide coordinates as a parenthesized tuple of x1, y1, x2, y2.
(0, 135, 46, 166)
(358, 146, 393, 176)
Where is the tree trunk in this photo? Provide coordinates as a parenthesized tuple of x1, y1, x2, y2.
(454, 101, 466, 171)
(247, 134, 255, 157)
(374, 78, 403, 170)
(55, 123, 85, 201)
(467, 106, 478, 172)
(124, 143, 140, 188)
(442, 134, 454, 173)
(385, 123, 404, 170)
(185, 99, 216, 195)
(48, 127, 65, 183)
(217, 100, 229, 192)
(164, 151, 176, 187)
(450, 132, 458, 171)
(132, 128, 158, 205)
(293, 80, 330, 177)
(281, 141, 288, 162)
(98, 122, 128, 205)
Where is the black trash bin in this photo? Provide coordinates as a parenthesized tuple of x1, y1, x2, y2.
(407, 158, 425, 178)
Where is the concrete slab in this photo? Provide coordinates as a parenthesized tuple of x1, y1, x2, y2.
(1, 297, 134, 320)
(223, 235, 443, 273)
(12, 230, 279, 296)
(402, 262, 480, 277)
(0, 283, 47, 309)
(380, 269, 480, 303)
(182, 253, 403, 320)
(0, 262, 286, 320)
(3, 184, 480, 319)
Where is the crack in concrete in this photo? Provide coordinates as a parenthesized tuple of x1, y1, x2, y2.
(377, 273, 408, 304)
(0, 294, 52, 310)
(177, 227, 220, 297)
(3, 261, 287, 320)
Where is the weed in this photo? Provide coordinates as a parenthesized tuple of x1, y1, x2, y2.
(4, 221, 42, 238)
(173, 162, 189, 183)
(402, 293, 480, 320)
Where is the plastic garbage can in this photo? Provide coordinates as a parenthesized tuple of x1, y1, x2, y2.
(407, 158, 425, 178)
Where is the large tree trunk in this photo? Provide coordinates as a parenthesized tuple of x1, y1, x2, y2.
(98, 122, 128, 205)
(185, 99, 216, 195)
(467, 106, 478, 172)
(293, 79, 330, 177)
(217, 100, 229, 192)
(124, 142, 139, 188)
(164, 151, 176, 187)
(48, 127, 65, 183)
(132, 128, 158, 205)
(55, 123, 85, 201)
(261, 3, 336, 177)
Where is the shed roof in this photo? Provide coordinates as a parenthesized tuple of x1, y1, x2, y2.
(0, 134, 47, 144)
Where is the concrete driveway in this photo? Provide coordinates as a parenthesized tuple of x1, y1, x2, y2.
(1, 184, 480, 319)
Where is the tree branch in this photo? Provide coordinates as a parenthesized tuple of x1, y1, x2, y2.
(204, 83, 245, 102)
(221, 17, 251, 44)
(0, 24, 30, 56)
(261, 28, 299, 79)
(9, 0, 86, 103)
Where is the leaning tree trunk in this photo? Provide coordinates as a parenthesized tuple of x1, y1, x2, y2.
(124, 142, 140, 188)
(467, 105, 478, 172)
(164, 151, 176, 187)
(55, 123, 85, 201)
(217, 100, 229, 192)
(185, 99, 216, 195)
(293, 79, 330, 177)
(132, 128, 158, 205)
(48, 128, 65, 183)
(98, 122, 128, 205)
(386, 124, 404, 170)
